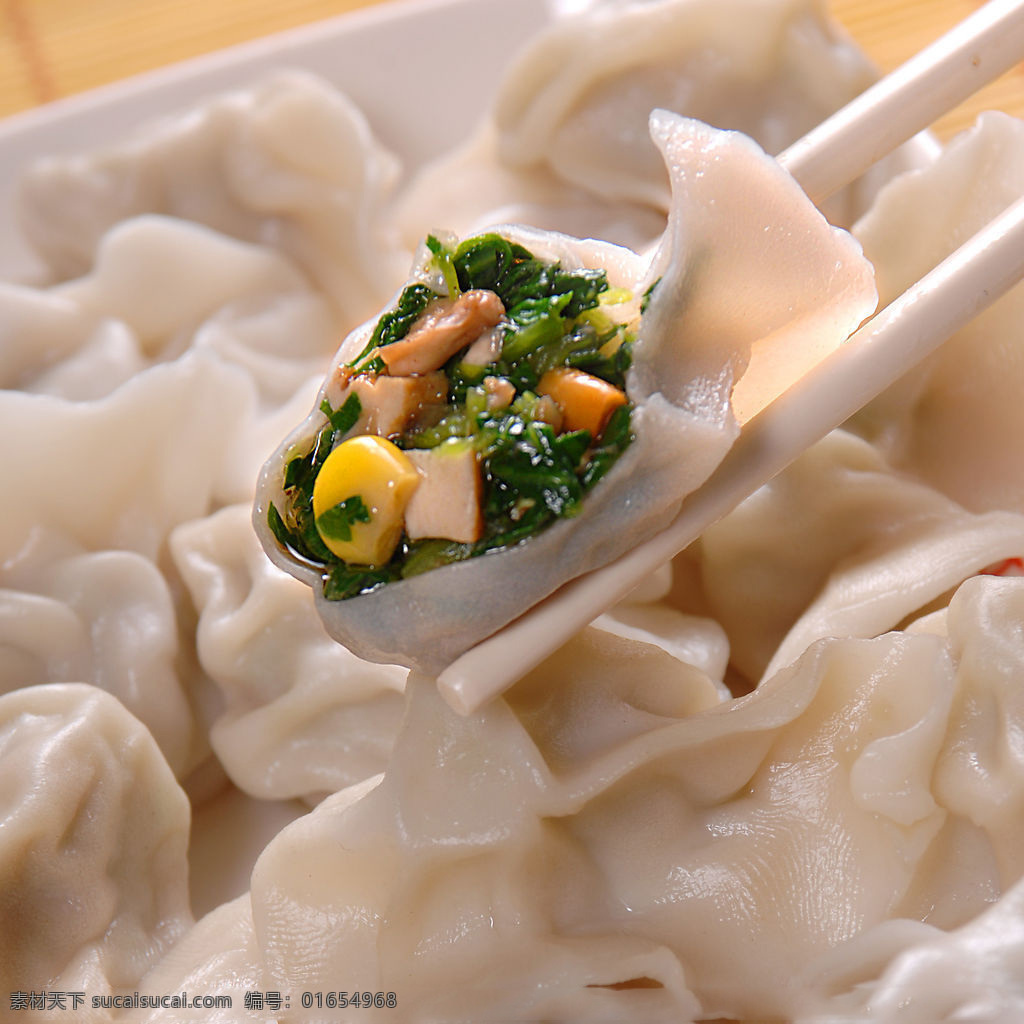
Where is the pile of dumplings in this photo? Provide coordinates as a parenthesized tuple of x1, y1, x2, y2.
(3, 0, 1024, 1021)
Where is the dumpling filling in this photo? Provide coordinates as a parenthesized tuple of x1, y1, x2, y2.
(267, 231, 639, 600)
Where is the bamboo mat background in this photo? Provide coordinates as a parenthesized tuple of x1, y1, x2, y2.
(1, 0, 1022, 138)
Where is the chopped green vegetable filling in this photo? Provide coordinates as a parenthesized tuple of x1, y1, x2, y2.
(320, 393, 362, 434)
(269, 231, 639, 601)
(640, 277, 661, 314)
(316, 495, 371, 543)
(275, 426, 335, 565)
(452, 233, 606, 317)
(426, 233, 462, 300)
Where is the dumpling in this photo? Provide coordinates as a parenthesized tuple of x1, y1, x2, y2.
(128, 896, 266, 1024)
(797, 877, 1024, 1022)
(177, 574, 1024, 1022)
(850, 112, 1024, 516)
(0, 547, 197, 778)
(0, 347, 251, 565)
(394, 0, 919, 250)
(254, 112, 876, 674)
(95, 575, 1024, 1021)
(170, 504, 407, 803)
(797, 575, 1024, 1020)
(53, 214, 312, 361)
(16, 72, 407, 329)
(0, 282, 144, 399)
(0, 683, 191, 1001)
(692, 429, 1024, 687)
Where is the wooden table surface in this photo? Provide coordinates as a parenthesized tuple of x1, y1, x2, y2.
(2, 0, 1022, 139)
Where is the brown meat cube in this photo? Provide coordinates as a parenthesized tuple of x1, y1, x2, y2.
(379, 290, 505, 375)
(483, 375, 516, 411)
(463, 326, 504, 367)
(346, 372, 448, 437)
(403, 445, 483, 544)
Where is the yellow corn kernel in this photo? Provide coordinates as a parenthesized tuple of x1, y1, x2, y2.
(576, 306, 616, 338)
(598, 286, 633, 306)
(312, 435, 420, 565)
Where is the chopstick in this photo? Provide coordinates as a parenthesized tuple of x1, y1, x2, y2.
(436, 0, 1024, 716)
(441, 196, 1024, 715)
(779, 0, 1024, 203)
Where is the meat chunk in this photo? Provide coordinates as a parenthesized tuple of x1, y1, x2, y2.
(379, 290, 505, 376)
(483, 375, 516, 411)
(533, 394, 564, 433)
(463, 325, 504, 367)
(403, 445, 483, 544)
(346, 372, 448, 437)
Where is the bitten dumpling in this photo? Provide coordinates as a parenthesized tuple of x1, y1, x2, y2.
(254, 112, 876, 673)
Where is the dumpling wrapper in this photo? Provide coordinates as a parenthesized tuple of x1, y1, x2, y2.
(254, 112, 876, 674)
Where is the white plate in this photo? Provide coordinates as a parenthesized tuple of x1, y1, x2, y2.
(0, 0, 553, 282)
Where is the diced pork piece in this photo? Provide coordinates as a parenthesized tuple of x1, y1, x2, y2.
(537, 367, 626, 438)
(347, 371, 448, 437)
(463, 325, 504, 367)
(483, 375, 516, 411)
(379, 290, 505, 376)
(404, 445, 483, 544)
(533, 394, 564, 433)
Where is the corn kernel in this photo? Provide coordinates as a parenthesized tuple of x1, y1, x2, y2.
(312, 435, 420, 565)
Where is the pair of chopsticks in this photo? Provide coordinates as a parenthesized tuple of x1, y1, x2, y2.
(439, 0, 1024, 716)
